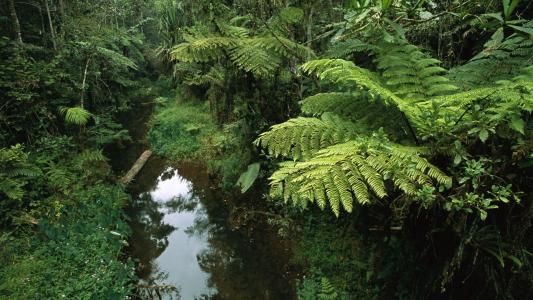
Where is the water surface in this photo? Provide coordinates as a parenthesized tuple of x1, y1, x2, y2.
(126, 160, 296, 299)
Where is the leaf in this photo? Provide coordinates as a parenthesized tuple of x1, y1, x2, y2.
(482, 12, 504, 24)
(479, 129, 489, 143)
(503, 0, 522, 20)
(509, 116, 525, 134)
(508, 255, 523, 268)
(236, 163, 261, 193)
(507, 25, 533, 35)
(59, 106, 92, 126)
(484, 28, 504, 49)
(479, 209, 488, 221)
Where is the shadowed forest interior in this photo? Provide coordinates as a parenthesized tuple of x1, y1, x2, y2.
(0, 0, 532, 299)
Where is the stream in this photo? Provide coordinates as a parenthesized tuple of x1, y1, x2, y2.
(109, 103, 296, 299)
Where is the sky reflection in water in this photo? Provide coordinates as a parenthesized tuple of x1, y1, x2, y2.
(146, 167, 215, 299)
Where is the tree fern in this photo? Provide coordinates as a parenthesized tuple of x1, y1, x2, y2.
(95, 46, 138, 70)
(228, 40, 282, 77)
(171, 36, 236, 63)
(257, 42, 468, 216)
(302, 59, 407, 109)
(299, 92, 406, 136)
(170, 29, 313, 78)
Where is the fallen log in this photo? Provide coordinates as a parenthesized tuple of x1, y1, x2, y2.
(120, 149, 152, 185)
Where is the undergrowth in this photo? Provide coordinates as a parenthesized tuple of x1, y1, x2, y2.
(147, 92, 252, 189)
(0, 136, 134, 299)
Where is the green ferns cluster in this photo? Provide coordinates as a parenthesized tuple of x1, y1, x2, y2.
(171, 34, 311, 78)
(256, 33, 532, 217)
(0, 144, 41, 202)
(169, 13, 312, 78)
(449, 21, 533, 88)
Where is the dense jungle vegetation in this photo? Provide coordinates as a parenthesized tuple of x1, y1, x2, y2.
(1, 0, 532, 299)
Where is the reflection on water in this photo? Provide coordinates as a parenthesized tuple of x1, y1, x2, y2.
(127, 160, 296, 300)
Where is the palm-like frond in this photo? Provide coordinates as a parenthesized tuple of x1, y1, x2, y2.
(269, 138, 450, 216)
(375, 42, 457, 100)
(59, 106, 92, 126)
(302, 59, 408, 109)
(171, 36, 236, 62)
(255, 114, 360, 161)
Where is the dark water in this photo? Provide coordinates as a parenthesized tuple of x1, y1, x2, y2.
(109, 103, 296, 299)
(125, 159, 296, 300)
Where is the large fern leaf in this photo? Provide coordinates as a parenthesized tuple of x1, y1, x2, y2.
(375, 42, 457, 101)
(171, 36, 236, 63)
(269, 138, 451, 216)
(255, 113, 360, 161)
(302, 59, 408, 109)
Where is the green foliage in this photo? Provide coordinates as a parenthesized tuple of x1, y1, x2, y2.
(256, 114, 360, 161)
(170, 33, 312, 78)
(255, 12, 532, 298)
(265, 136, 449, 216)
(148, 98, 222, 161)
(0, 1, 150, 297)
(0, 185, 133, 299)
(449, 24, 533, 88)
(318, 278, 339, 300)
(375, 40, 458, 101)
(59, 106, 93, 126)
(293, 213, 377, 299)
(0, 144, 41, 203)
(236, 162, 261, 193)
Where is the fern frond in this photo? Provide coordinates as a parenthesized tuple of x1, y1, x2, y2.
(318, 278, 338, 300)
(75, 149, 107, 165)
(59, 106, 92, 126)
(302, 59, 408, 109)
(300, 91, 408, 139)
(229, 40, 281, 77)
(300, 92, 361, 117)
(268, 138, 450, 216)
(96, 46, 138, 70)
(375, 41, 457, 100)
(216, 20, 250, 38)
(170, 36, 236, 62)
(249, 36, 314, 59)
(255, 114, 360, 160)
(449, 28, 533, 88)
(326, 38, 375, 58)
(0, 144, 41, 201)
(0, 179, 24, 200)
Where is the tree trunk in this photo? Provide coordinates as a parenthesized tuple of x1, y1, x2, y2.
(58, 0, 65, 17)
(43, 0, 57, 50)
(80, 57, 91, 109)
(120, 150, 153, 185)
(306, 5, 315, 60)
(8, 0, 23, 43)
